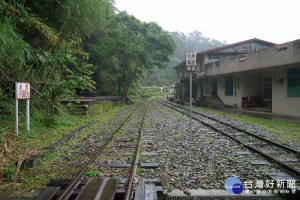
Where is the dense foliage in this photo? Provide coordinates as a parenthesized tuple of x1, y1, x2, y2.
(0, 0, 226, 126)
(85, 12, 176, 96)
(0, 0, 176, 123)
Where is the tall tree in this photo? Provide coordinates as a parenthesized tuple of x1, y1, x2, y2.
(85, 12, 176, 97)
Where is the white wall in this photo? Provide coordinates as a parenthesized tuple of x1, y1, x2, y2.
(206, 40, 300, 77)
(217, 75, 241, 108)
(217, 73, 266, 109)
(272, 67, 300, 116)
(217, 67, 300, 116)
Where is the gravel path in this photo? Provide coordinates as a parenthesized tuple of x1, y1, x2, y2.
(140, 101, 280, 191)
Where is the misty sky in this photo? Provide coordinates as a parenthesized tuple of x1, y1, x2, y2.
(115, 0, 300, 44)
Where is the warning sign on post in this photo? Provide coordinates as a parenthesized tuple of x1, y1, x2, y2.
(16, 82, 30, 99)
(186, 52, 197, 72)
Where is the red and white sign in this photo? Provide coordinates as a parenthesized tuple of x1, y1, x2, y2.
(16, 82, 30, 99)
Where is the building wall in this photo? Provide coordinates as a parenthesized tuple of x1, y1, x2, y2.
(204, 41, 274, 64)
(216, 67, 300, 116)
(272, 66, 300, 116)
(217, 75, 243, 108)
(205, 40, 300, 77)
(217, 73, 270, 109)
(196, 80, 202, 98)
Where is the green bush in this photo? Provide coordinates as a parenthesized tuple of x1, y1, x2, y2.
(4, 162, 17, 180)
(0, 93, 15, 118)
(85, 170, 98, 178)
(140, 90, 152, 99)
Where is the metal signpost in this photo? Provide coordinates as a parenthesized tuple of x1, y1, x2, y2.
(186, 52, 196, 135)
(15, 82, 31, 135)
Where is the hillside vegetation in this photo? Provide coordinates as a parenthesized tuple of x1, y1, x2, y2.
(146, 31, 226, 86)
(0, 0, 176, 128)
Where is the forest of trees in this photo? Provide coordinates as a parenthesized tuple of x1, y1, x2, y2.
(0, 0, 177, 120)
(0, 0, 227, 124)
(146, 31, 226, 86)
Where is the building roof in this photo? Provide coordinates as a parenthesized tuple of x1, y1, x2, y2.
(199, 38, 277, 54)
(173, 38, 277, 70)
(173, 61, 185, 69)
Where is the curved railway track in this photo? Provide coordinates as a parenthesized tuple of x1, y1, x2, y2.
(158, 99, 300, 178)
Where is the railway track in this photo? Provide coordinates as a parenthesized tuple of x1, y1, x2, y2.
(123, 103, 147, 200)
(158, 99, 300, 180)
(36, 102, 161, 200)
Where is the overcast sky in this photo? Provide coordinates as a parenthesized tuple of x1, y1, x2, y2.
(115, 0, 300, 44)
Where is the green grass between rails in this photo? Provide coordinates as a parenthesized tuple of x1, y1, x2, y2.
(0, 102, 129, 192)
(128, 93, 167, 104)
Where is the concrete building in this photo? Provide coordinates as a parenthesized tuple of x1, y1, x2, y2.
(174, 38, 276, 101)
(174, 38, 300, 117)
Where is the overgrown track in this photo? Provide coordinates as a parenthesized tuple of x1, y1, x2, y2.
(123, 103, 148, 200)
(56, 104, 144, 200)
(158, 99, 300, 178)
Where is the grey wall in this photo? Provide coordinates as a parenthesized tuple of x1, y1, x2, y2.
(204, 41, 273, 64)
(205, 40, 300, 77)
(217, 73, 264, 109)
(272, 67, 300, 116)
(216, 67, 300, 116)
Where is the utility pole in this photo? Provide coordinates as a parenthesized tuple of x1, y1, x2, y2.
(189, 73, 192, 135)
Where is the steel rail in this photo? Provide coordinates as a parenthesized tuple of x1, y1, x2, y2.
(158, 100, 300, 177)
(56, 104, 142, 200)
(159, 100, 300, 155)
(123, 104, 148, 200)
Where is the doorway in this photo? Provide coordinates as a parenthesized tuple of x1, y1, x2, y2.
(264, 77, 272, 100)
(212, 77, 218, 95)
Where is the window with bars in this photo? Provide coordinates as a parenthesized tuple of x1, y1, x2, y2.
(225, 76, 233, 96)
(288, 67, 300, 97)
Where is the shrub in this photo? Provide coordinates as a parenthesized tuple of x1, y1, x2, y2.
(85, 170, 98, 178)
